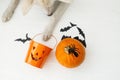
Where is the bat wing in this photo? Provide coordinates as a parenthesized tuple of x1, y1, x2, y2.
(26, 33, 31, 40)
(15, 38, 26, 43)
(74, 36, 86, 47)
(15, 38, 23, 41)
(70, 22, 77, 27)
(26, 33, 28, 37)
(76, 27, 85, 38)
(61, 35, 71, 40)
(60, 26, 72, 32)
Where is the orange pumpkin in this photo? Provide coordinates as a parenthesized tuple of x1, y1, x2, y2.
(56, 38, 85, 68)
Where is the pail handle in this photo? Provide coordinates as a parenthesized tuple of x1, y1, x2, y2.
(32, 33, 57, 49)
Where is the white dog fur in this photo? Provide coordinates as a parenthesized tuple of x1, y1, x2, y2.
(2, 0, 72, 41)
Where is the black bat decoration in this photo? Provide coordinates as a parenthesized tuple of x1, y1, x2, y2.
(60, 26, 72, 32)
(70, 22, 77, 27)
(60, 22, 76, 32)
(74, 36, 86, 47)
(61, 35, 86, 47)
(60, 22, 87, 47)
(61, 35, 71, 40)
(15, 33, 31, 44)
(76, 27, 85, 39)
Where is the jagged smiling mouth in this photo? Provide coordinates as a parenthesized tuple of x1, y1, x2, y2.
(31, 53, 41, 61)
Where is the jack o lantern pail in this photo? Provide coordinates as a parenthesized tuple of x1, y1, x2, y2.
(25, 33, 57, 68)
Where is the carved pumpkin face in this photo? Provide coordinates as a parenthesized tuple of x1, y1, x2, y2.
(25, 40, 52, 68)
(30, 44, 45, 61)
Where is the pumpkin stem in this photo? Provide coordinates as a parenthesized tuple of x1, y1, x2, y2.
(64, 46, 71, 54)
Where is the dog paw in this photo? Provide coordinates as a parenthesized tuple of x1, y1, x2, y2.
(43, 31, 52, 41)
(2, 9, 14, 22)
(47, 7, 54, 16)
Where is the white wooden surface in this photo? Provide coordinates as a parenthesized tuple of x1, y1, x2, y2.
(0, 0, 120, 80)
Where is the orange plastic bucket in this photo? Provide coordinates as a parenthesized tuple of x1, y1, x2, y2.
(25, 33, 56, 68)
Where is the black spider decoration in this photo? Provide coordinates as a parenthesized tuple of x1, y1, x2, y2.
(65, 44, 80, 57)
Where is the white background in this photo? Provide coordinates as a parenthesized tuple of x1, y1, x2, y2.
(0, 0, 120, 80)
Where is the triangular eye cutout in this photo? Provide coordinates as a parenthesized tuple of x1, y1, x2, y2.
(33, 46, 35, 50)
(36, 53, 38, 55)
(42, 51, 45, 54)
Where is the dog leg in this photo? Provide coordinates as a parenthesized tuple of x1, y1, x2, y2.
(2, 0, 19, 22)
(22, 0, 33, 15)
(47, 1, 60, 16)
(43, 2, 70, 41)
